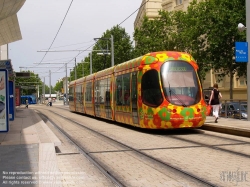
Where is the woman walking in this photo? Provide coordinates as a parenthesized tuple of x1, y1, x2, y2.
(209, 83, 222, 123)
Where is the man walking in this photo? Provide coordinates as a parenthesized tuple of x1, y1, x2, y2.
(25, 99, 28, 108)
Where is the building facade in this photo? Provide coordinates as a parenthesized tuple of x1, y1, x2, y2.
(134, 0, 247, 100)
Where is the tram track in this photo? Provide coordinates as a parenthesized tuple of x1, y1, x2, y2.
(36, 110, 125, 187)
(168, 135, 250, 159)
(57, 106, 250, 159)
(37, 108, 216, 187)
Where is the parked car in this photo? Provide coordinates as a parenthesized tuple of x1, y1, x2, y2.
(233, 104, 247, 119)
(220, 102, 247, 119)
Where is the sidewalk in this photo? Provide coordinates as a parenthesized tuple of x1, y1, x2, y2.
(0, 106, 61, 187)
(202, 116, 250, 138)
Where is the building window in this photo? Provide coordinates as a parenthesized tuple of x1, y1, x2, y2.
(176, 0, 183, 5)
(238, 77, 247, 86)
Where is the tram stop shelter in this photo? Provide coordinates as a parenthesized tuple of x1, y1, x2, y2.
(0, 0, 26, 131)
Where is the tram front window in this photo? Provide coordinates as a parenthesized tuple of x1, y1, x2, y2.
(161, 61, 201, 106)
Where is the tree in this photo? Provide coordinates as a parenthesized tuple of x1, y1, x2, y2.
(185, 0, 246, 99)
(134, 0, 246, 99)
(134, 11, 181, 56)
(69, 25, 134, 81)
(92, 25, 134, 73)
(54, 80, 63, 92)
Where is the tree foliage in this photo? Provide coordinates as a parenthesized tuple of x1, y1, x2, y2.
(15, 71, 56, 96)
(70, 25, 135, 81)
(185, 0, 246, 98)
(54, 80, 63, 92)
(15, 71, 42, 95)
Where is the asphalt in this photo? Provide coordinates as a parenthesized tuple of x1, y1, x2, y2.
(0, 102, 249, 186)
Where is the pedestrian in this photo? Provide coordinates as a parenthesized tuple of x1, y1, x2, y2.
(48, 97, 52, 107)
(25, 99, 29, 108)
(209, 83, 222, 123)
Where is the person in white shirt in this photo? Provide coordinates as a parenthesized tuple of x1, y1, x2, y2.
(48, 97, 52, 107)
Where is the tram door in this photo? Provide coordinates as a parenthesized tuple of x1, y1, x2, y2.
(94, 80, 100, 117)
(131, 72, 138, 124)
(105, 78, 112, 119)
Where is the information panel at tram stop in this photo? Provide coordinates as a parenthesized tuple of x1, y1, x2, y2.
(235, 42, 248, 63)
(0, 69, 9, 132)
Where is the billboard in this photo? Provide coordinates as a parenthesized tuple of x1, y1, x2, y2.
(9, 81, 14, 121)
(0, 69, 9, 132)
(235, 42, 248, 62)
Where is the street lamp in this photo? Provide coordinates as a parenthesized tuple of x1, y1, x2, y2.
(237, 0, 250, 121)
(94, 35, 114, 68)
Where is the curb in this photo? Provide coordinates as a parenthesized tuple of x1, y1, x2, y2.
(200, 124, 250, 138)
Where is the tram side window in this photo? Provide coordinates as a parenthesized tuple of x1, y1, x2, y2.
(85, 82, 92, 102)
(76, 85, 82, 103)
(105, 78, 110, 103)
(94, 79, 106, 104)
(116, 76, 122, 105)
(100, 79, 106, 104)
(141, 70, 163, 107)
(69, 87, 74, 102)
(116, 73, 130, 106)
(123, 74, 130, 106)
(94, 80, 100, 103)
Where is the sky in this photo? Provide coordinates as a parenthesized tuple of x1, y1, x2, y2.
(9, 0, 142, 86)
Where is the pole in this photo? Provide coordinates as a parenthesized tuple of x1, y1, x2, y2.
(65, 63, 68, 105)
(246, 0, 250, 120)
(70, 69, 72, 81)
(90, 52, 92, 74)
(43, 77, 45, 103)
(82, 61, 84, 77)
(49, 70, 51, 98)
(75, 58, 77, 80)
(37, 85, 39, 102)
(111, 35, 114, 67)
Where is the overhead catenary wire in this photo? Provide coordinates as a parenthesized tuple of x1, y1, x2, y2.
(61, 0, 150, 68)
(37, 0, 74, 66)
(37, 0, 149, 77)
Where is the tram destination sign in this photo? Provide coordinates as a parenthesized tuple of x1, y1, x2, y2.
(15, 72, 31, 78)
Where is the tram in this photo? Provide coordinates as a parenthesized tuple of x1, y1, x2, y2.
(69, 51, 207, 129)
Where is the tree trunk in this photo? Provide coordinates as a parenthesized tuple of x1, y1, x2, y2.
(229, 70, 233, 100)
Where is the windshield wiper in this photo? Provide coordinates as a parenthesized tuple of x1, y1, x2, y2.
(168, 83, 187, 107)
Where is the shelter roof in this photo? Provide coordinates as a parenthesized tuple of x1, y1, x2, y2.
(0, 0, 26, 45)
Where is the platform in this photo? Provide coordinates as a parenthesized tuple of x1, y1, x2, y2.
(203, 116, 250, 138)
(0, 107, 61, 187)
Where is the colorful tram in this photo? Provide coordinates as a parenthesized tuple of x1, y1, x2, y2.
(69, 51, 207, 129)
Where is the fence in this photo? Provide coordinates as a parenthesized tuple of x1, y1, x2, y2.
(219, 100, 247, 120)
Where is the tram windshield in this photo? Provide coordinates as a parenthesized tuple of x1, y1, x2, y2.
(161, 61, 201, 106)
